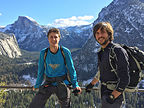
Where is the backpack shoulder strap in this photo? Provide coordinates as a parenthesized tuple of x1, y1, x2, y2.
(44, 48, 49, 62)
(44, 48, 49, 69)
(109, 44, 119, 77)
(60, 46, 72, 84)
(60, 46, 66, 65)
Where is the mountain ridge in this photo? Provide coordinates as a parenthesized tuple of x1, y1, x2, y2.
(0, 16, 91, 51)
(75, 0, 144, 80)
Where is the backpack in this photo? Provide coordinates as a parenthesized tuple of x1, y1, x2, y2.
(43, 46, 72, 85)
(109, 44, 144, 92)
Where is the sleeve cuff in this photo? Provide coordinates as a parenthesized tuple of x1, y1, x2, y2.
(72, 82, 79, 88)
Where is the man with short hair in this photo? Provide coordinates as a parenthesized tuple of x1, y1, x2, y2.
(86, 22, 130, 108)
(29, 28, 81, 108)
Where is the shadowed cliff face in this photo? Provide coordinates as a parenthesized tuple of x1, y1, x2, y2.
(0, 32, 21, 58)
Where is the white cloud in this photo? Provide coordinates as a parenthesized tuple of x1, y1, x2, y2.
(78, 16, 94, 20)
(49, 15, 94, 27)
(0, 13, 2, 16)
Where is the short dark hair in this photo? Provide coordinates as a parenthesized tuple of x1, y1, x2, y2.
(47, 28, 61, 38)
(93, 22, 114, 41)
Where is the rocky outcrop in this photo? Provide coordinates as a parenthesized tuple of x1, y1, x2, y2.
(0, 32, 21, 58)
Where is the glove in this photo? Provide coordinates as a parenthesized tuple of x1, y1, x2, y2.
(106, 94, 115, 104)
(85, 83, 94, 93)
(72, 89, 80, 96)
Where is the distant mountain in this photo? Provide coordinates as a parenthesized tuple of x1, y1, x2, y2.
(59, 25, 92, 49)
(0, 16, 91, 51)
(0, 32, 21, 58)
(75, 0, 144, 80)
(0, 16, 49, 51)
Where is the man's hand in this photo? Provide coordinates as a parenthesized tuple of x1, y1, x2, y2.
(32, 86, 38, 91)
(106, 94, 115, 104)
(32, 87, 36, 91)
(85, 83, 94, 93)
(72, 87, 82, 96)
(106, 90, 122, 104)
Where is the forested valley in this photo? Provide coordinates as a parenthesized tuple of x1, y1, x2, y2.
(0, 50, 144, 108)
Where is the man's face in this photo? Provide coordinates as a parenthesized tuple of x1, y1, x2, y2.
(48, 32, 60, 47)
(95, 28, 110, 46)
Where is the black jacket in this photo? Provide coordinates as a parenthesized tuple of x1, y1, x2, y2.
(98, 42, 130, 92)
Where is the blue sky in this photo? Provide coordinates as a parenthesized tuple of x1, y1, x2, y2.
(0, 0, 113, 27)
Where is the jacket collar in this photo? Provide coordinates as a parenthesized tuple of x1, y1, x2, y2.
(98, 42, 114, 53)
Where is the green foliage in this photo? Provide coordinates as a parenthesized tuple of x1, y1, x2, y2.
(0, 63, 38, 84)
(0, 82, 8, 107)
(1, 89, 144, 108)
(125, 92, 144, 108)
(0, 49, 39, 85)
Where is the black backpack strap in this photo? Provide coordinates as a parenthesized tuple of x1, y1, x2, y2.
(44, 48, 49, 69)
(60, 46, 72, 85)
(60, 46, 66, 65)
(109, 44, 119, 77)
